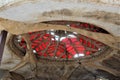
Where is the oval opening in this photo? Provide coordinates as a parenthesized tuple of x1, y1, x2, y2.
(11, 21, 109, 60)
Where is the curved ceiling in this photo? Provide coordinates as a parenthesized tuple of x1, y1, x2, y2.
(0, 0, 119, 37)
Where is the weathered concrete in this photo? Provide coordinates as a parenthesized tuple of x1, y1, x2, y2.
(0, 0, 120, 36)
(0, 0, 120, 80)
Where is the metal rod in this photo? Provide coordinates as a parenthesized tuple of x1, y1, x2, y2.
(0, 30, 8, 64)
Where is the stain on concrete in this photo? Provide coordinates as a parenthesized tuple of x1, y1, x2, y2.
(82, 11, 120, 25)
(42, 9, 73, 17)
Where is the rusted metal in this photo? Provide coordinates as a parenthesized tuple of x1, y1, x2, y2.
(0, 30, 8, 64)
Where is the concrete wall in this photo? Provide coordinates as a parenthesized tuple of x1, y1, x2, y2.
(0, 0, 120, 8)
(100, 0, 120, 5)
(0, 0, 22, 7)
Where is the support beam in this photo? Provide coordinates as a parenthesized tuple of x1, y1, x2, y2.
(0, 30, 8, 64)
(0, 18, 119, 49)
